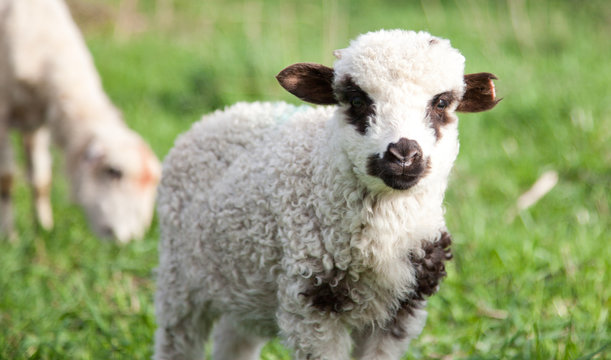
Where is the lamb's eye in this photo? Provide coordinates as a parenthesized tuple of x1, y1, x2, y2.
(103, 166, 123, 180)
(350, 96, 365, 108)
(436, 99, 448, 110)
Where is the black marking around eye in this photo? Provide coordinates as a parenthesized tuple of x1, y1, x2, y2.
(334, 76, 375, 135)
(428, 91, 458, 140)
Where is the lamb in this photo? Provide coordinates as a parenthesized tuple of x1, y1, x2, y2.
(0, 0, 161, 242)
(154, 29, 499, 360)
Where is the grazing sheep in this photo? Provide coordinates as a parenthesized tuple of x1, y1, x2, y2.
(0, 0, 161, 242)
(154, 29, 499, 360)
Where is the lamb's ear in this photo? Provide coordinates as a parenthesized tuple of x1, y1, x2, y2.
(276, 63, 337, 105)
(457, 72, 501, 113)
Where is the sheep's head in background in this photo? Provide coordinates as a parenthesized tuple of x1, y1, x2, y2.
(278, 30, 499, 194)
(68, 125, 161, 243)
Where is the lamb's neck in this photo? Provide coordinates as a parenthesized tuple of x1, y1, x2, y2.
(313, 131, 448, 272)
(366, 185, 446, 238)
(312, 136, 367, 234)
(46, 79, 123, 154)
(315, 137, 447, 241)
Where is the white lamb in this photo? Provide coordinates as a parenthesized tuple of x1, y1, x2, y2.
(154, 29, 498, 360)
(0, 0, 161, 242)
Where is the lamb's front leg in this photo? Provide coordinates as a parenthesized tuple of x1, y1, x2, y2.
(353, 231, 453, 360)
(276, 276, 352, 360)
(277, 309, 351, 360)
(23, 126, 54, 230)
(352, 306, 428, 360)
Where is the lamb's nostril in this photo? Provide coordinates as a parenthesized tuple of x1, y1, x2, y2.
(388, 147, 407, 163)
(386, 138, 422, 166)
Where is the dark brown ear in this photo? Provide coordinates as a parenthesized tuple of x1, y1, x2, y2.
(457, 72, 501, 113)
(276, 63, 337, 105)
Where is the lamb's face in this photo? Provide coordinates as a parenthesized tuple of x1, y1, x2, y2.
(70, 128, 161, 242)
(332, 30, 465, 192)
(333, 76, 459, 192)
(277, 29, 499, 194)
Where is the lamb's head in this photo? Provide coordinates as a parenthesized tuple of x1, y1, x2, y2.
(69, 126, 161, 242)
(277, 29, 498, 194)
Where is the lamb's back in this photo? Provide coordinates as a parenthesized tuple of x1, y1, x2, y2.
(158, 102, 319, 222)
(0, 0, 113, 131)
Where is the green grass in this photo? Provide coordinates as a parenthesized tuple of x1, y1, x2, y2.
(1, 0, 609, 358)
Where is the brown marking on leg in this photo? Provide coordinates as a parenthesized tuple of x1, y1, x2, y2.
(0, 173, 16, 240)
(389, 231, 453, 339)
(34, 182, 51, 199)
(0, 174, 12, 201)
(411, 231, 453, 297)
(34, 181, 54, 230)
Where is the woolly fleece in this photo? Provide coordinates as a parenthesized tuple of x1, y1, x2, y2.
(155, 30, 468, 360)
(0, 0, 160, 242)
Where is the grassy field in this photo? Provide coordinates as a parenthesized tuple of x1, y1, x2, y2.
(1, 0, 610, 359)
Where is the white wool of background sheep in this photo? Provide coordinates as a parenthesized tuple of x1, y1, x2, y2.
(0, 0, 161, 242)
(154, 29, 498, 360)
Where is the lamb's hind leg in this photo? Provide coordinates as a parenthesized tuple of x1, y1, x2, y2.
(154, 259, 216, 360)
(277, 308, 352, 360)
(0, 118, 15, 240)
(23, 126, 53, 230)
(154, 304, 215, 360)
(211, 316, 267, 360)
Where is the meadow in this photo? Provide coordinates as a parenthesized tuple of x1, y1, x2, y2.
(1, 0, 609, 358)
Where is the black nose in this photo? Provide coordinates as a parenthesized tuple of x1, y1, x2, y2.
(386, 138, 422, 166)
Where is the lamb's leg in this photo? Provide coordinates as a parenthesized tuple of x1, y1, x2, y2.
(277, 307, 352, 360)
(23, 126, 53, 230)
(154, 248, 216, 360)
(211, 316, 267, 360)
(0, 120, 15, 240)
(351, 307, 428, 360)
(354, 231, 453, 359)
(153, 306, 215, 360)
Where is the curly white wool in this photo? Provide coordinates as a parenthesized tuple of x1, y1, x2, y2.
(0, 0, 160, 242)
(154, 29, 498, 360)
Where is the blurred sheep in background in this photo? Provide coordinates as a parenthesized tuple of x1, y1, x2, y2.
(0, 0, 161, 242)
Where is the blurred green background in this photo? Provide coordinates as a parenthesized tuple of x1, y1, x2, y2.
(1, 0, 609, 358)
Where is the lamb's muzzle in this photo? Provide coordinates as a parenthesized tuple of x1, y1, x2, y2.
(387, 138, 422, 169)
(367, 138, 429, 191)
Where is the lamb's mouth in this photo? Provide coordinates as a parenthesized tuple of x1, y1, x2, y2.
(366, 155, 432, 190)
(382, 174, 423, 190)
